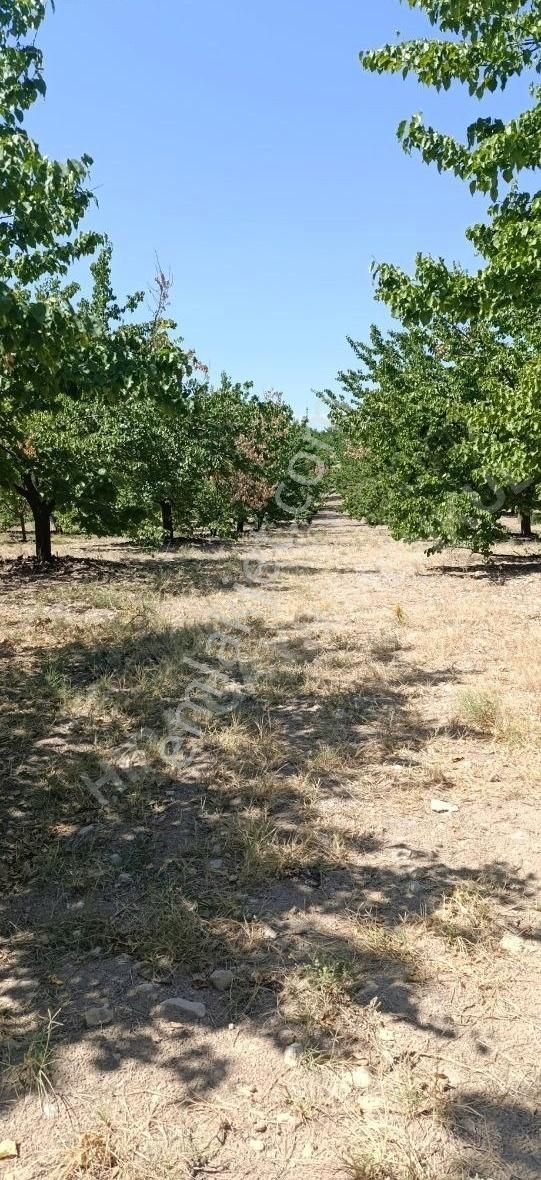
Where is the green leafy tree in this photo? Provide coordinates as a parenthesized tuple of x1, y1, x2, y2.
(154, 373, 258, 538)
(0, 489, 27, 540)
(203, 385, 325, 534)
(263, 412, 327, 527)
(4, 246, 195, 558)
(325, 327, 491, 550)
(351, 2, 541, 546)
(326, 320, 541, 553)
(0, 2, 100, 387)
(360, 1, 541, 323)
(166, 378, 283, 537)
(0, 0, 102, 558)
(225, 395, 316, 533)
(161, 379, 325, 539)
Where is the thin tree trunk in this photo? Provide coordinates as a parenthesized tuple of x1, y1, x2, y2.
(19, 511, 27, 543)
(236, 519, 244, 535)
(160, 499, 174, 541)
(520, 513, 533, 538)
(16, 475, 53, 561)
(32, 501, 52, 561)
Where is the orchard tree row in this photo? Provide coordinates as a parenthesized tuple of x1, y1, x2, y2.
(326, 0, 541, 554)
(0, 3, 321, 561)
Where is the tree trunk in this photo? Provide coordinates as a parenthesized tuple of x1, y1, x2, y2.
(32, 500, 52, 561)
(520, 513, 533, 538)
(19, 511, 27, 543)
(236, 519, 244, 535)
(161, 499, 174, 541)
(17, 475, 53, 561)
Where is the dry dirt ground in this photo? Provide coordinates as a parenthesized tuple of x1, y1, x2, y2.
(0, 503, 540, 1180)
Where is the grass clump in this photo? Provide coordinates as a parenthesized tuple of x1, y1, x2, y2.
(426, 882, 500, 952)
(220, 807, 334, 885)
(458, 687, 528, 745)
(2, 1009, 60, 1103)
(119, 882, 256, 974)
(351, 915, 424, 978)
(53, 1128, 119, 1180)
(343, 1135, 445, 1180)
(123, 884, 217, 973)
(281, 953, 362, 1039)
(52, 1113, 227, 1180)
(371, 629, 402, 664)
(457, 689, 501, 733)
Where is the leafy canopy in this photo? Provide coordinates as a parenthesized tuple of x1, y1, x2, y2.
(5, 245, 196, 538)
(361, 1, 541, 323)
(0, 1, 100, 353)
(325, 316, 541, 553)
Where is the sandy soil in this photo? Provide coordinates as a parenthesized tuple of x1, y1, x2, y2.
(0, 504, 540, 1179)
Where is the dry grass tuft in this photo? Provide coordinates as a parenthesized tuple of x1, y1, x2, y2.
(220, 807, 341, 884)
(120, 883, 225, 972)
(305, 743, 359, 777)
(351, 915, 424, 978)
(206, 713, 291, 777)
(342, 1138, 442, 1180)
(426, 882, 501, 952)
(457, 688, 501, 731)
(280, 953, 362, 1040)
(2, 1009, 60, 1102)
(371, 628, 403, 663)
(53, 1102, 232, 1180)
(456, 688, 522, 743)
(53, 1129, 118, 1180)
(388, 1061, 454, 1127)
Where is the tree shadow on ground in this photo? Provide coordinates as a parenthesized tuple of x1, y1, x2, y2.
(0, 553, 366, 598)
(0, 610, 537, 1173)
(450, 1090, 541, 1180)
(431, 550, 541, 581)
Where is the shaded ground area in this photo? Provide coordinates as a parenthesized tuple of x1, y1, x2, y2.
(1, 511, 540, 1179)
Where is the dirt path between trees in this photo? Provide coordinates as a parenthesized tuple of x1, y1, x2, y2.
(1, 508, 540, 1179)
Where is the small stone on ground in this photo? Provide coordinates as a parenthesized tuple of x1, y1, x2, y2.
(156, 996, 206, 1021)
(84, 1006, 113, 1028)
(284, 1042, 304, 1067)
(210, 968, 234, 991)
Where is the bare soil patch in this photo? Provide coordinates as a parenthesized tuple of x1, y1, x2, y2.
(1, 509, 540, 1179)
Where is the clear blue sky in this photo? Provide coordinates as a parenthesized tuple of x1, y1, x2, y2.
(29, 0, 527, 419)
